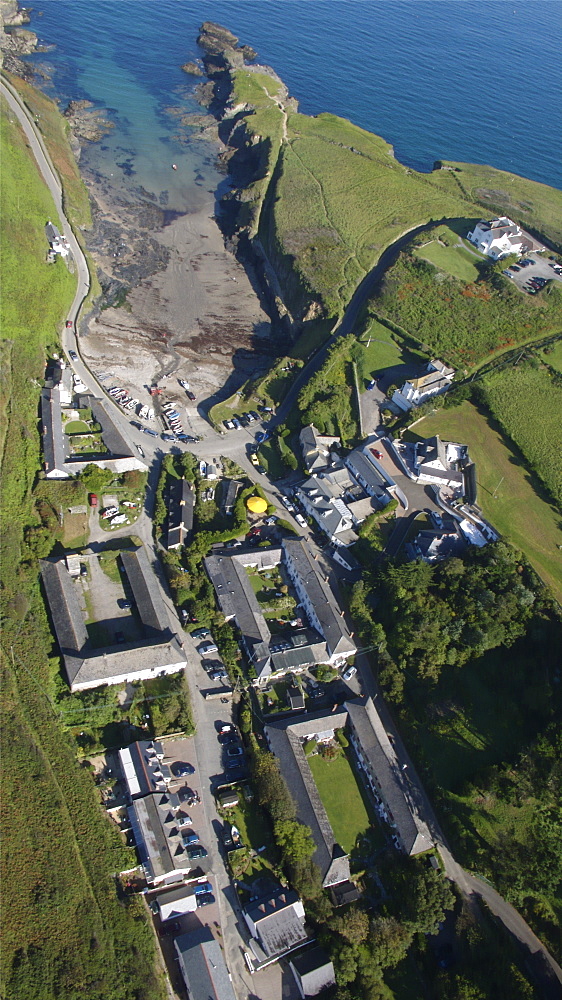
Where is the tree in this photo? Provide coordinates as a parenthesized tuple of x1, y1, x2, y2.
(387, 864, 455, 935)
(331, 908, 369, 946)
(80, 464, 114, 494)
(370, 915, 412, 968)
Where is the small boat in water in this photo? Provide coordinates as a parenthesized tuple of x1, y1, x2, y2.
(172, 163, 177, 170)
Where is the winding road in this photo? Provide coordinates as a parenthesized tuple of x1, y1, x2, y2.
(3, 72, 561, 1000)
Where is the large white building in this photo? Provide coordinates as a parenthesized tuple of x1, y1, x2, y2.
(391, 359, 455, 413)
(467, 217, 545, 260)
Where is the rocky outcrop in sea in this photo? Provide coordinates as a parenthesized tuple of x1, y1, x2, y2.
(63, 99, 114, 144)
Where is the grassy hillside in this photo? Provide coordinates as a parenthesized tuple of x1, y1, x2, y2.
(0, 102, 164, 999)
(436, 159, 562, 250)
(478, 363, 562, 507)
(374, 245, 562, 367)
(409, 402, 562, 603)
(224, 67, 562, 328)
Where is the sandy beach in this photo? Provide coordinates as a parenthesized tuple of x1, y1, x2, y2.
(80, 172, 273, 415)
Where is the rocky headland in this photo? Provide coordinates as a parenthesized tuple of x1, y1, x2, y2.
(64, 99, 114, 147)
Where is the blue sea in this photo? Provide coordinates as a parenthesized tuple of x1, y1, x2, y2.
(25, 0, 562, 216)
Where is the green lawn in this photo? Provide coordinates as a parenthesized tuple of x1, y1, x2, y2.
(308, 751, 375, 854)
(64, 420, 91, 434)
(356, 321, 428, 385)
(257, 440, 285, 479)
(411, 402, 562, 602)
(414, 238, 480, 282)
(541, 339, 562, 373)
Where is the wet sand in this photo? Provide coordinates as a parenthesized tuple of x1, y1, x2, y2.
(80, 172, 273, 411)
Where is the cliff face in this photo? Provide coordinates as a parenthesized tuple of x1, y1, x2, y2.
(194, 22, 311, 336)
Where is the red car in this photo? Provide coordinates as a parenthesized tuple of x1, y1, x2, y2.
(372, 449, 383, 460)
(88, 493, 98, 507)
(66, 320, 73, 328)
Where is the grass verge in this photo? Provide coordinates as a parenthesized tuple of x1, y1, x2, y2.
(409, 401, 562, 602)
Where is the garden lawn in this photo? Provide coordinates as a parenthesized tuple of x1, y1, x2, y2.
(308, 751, 373, 854)
(257, 440, 285, 479)
(411, 402, 562, 602)
(356, 321, 428, 383)
(414, 238, 479, 282)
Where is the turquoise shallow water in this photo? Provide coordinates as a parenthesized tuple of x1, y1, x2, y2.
(25, 0, 562, 213)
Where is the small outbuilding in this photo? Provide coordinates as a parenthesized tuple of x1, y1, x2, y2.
(289, 945, 336, 997)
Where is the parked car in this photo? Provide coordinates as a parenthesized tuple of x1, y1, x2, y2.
(136, 444, 145, 457)
(372, 449, 383, 459)
(196, 892, 214, 907)
(118, 599, 132, 610)
(186, 846, 208, 860)
(343, 664, 357, 681)
(223, 420, 234, 430)
(171, 761, 195, 777)
(194, 881, 213, 895)
(177, 813, 194, 828)
(226, 746, 244, 758)
(186, 390, 196, 401)
(143, 427, 158, 437)
(295, 513, 307, 527)
(181, 832, 200, 846)
(68, 349, 78, 360)
(191, 627, 211, 639)
(162, 433, 176, 441)
(198, 641, 219, 655)
(88, 493, 98, 507)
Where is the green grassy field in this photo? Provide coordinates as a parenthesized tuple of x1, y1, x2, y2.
(411, 402, 562, 602)
(479, 364, 562, 506)
(437, 159, 562, 250)
(356, 320, 428, 385)
(541, 338, 562, 373)
(308, 750, 375, 854)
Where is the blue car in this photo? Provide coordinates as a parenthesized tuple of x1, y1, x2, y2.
(194, 881, 212, 895)
(143, 427, 158, 437)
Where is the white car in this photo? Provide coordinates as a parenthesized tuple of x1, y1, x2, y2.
(110, 514, 128, 525)
(343, 664, 357, 681)
(280, 495, 295, 512)
(295, 513, 307, 528)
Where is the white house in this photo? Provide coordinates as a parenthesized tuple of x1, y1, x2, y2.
(295, 476, 357, 547)
(467, 217, 545, 260)
(392, 359, 455, 413)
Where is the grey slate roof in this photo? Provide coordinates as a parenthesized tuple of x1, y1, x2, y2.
(290, 945, 336, 996)
(128, 791, 191, 882)
(175, 927, 236, 1000)
(346, 698, 432, 855)
(89, 397, 134, 458)
(204, 553, 271, 663)
(345, 449, 391, 499)
(282, 539, 355, 659)
(40, 559, 89, 684)
(121, 548, 171, 636)
(167, 478, 194, 549)
(246, 889, 307, 957)
(266, 710, 351, 887)
(41, 388, 68, 475)
(221, 478, 242, 514)
(41, 554, 185, 690)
